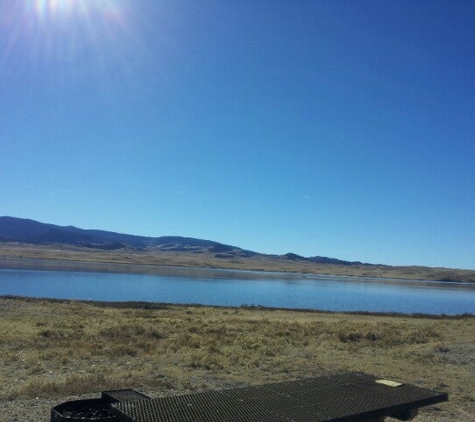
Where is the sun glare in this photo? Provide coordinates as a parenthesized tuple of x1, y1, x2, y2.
(0, 0, 134, 85)
(1, 0, 167, 90)
(33, 0, 83, 18)
(28, 0, 126, 24)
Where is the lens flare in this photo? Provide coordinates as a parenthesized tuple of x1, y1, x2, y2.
(27, 0, 126, 23)
(1, 0, 175, 92)
(31, 0, 79, 20)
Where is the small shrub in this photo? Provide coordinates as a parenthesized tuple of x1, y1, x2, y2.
(338, 331, 363, 343)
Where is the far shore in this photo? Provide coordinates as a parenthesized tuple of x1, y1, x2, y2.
(2, 256, 475, 286)
(1, 242, 475, 283)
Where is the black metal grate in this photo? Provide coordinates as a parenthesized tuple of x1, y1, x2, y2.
(112, 373, 448, 422)
(102, 389, 151, 403)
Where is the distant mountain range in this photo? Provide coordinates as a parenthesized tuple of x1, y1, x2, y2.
(2, 216, 475, 282)
(0, 216, 363, 266)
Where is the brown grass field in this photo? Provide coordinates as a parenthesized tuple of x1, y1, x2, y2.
(0, 297, 474, 421)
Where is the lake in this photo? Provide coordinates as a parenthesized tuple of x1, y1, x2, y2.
(1, 265, 474, 315)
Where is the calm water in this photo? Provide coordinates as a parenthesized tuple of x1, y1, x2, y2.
(0, 267, 474, 315)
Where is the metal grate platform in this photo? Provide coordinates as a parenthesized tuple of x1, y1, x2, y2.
(102, 390, 151, 403)
(110, 373, 448, 422)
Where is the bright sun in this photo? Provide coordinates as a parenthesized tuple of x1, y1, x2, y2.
(1, 0, 156, 85)
(4, 0, 132, 79)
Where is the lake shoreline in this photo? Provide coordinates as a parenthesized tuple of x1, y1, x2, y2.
(3, 294, 474, 320)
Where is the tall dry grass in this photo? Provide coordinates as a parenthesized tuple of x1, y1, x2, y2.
(0, 297, 473, 421)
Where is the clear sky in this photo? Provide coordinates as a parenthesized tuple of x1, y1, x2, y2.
(1, 1, 474, 269)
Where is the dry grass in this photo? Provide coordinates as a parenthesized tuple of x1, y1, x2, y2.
(0, 297, 474, 421)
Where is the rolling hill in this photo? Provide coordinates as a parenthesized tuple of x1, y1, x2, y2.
(0, 216, 256, 256)
(1, 216, 474, 283)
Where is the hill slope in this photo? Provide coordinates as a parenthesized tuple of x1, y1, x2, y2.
(1, 216, 474, 283)
(0, 217, 365, 264)
(0, 216, 255, 256)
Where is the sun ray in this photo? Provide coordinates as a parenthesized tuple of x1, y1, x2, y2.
(1, 0, 180, 99)
(11, 1, 133, 64)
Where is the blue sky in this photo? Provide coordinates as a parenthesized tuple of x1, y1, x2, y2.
(1, 0, 474, 269)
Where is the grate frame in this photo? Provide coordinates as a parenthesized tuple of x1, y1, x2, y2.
(102, 389, 151, 403)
